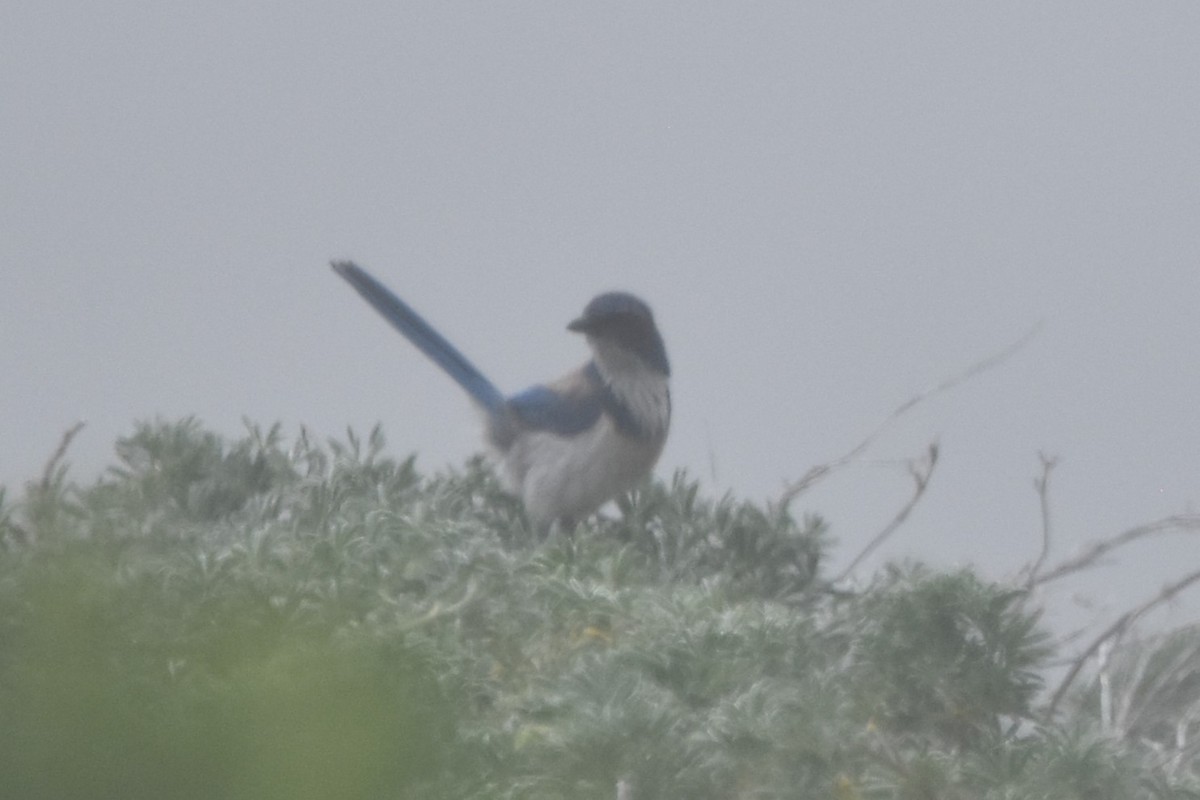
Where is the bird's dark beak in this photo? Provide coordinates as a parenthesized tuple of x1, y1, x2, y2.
(567, 317, 589, 333)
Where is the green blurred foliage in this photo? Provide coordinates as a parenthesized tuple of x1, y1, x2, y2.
(1, 419, 1197, 799)
(0, 527, 449, 800)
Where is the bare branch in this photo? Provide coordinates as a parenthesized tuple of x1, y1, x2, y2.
(1030, 515, 1200, 588)
(1023, 452, 1059, 588)
(1111, 636, 1156, 734)
(1098, 639, 1113, 731)
(779, 321, 1041, 504)
(834, 442, 939, 583)
(1047, 567, 1200, 718)
(38, 421, 86, 491)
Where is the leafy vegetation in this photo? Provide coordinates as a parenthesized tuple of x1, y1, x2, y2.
(1, 419, 1196, 799)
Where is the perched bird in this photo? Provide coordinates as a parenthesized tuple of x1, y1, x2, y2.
(332, 261, 671, 528)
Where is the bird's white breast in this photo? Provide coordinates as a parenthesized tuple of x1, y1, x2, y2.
(500, 414, 664, 527)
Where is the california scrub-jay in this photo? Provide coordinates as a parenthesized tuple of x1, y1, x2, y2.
(332, 261, 671, 529)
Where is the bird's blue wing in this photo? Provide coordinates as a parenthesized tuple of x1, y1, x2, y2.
(507, 383, 603, 436)
(332, 261, 507, 415)
(507, 362, 661, 440)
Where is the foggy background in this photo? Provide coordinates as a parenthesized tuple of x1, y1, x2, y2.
(4, 4, 1198, 634)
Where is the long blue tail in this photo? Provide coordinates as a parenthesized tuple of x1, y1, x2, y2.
(332, 261, 507, 415)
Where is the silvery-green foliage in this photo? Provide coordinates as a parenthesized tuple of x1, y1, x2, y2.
(0, 419, 1195, 800)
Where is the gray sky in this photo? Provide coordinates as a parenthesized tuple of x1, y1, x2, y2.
(4, 4, 1198, 634)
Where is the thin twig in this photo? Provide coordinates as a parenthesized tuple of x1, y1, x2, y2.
(1024, 452, 1059, 588)
(1043, 626, 1093, 664)
(1030, 515, 1200, 588)
(39, 421, 86, 491)
(1111, 636, 1155, 734)
(1046, 567, 1200, 718)
(1098, 639, 1113, 731)
(779, 322, 1041, 504)
(834, 442, 939, 583)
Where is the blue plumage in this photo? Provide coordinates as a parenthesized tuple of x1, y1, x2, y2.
(332, 260, 671, 528)
(332, 262, 506, 415)
(508, 385, 602, 437)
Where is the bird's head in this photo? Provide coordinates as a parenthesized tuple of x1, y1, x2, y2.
(568, 292, 669, 377)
